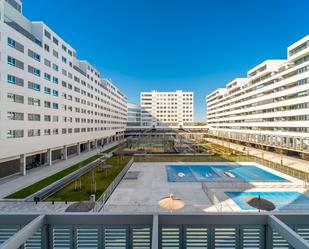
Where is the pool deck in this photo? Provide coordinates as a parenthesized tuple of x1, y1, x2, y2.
(103, 162, 309, 213)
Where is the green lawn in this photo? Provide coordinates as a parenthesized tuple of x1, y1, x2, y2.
(5, 144, 120, 199)
(47, 156, 132, 201)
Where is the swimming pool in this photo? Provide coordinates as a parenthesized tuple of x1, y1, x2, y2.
(166, 165, 288, 182)
(226, 191, 309, 210)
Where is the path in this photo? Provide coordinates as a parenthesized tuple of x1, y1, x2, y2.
(0, 141, 119, 199)
(206, 138, 309, 173)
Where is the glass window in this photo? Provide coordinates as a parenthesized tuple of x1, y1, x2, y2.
(7, 37, 16, 47)
(44, 73, 51, 81)
(52, 64, 59, 71)
(52, 90, 58, 97)
(28, 82, 40, 92)
(52, 77, 58, 84)
(44, 87, 51, 94)
(7, 56, 16, 66)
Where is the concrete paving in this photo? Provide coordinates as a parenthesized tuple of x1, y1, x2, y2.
(0, 201, 71, 213)
(206, 138, 309, 174)
(103, 162, 308, 214)
(103, 162, 212, 214)
(0, 142, 119, 199)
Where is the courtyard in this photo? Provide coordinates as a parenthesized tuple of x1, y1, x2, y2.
(103, 161, 309, 213)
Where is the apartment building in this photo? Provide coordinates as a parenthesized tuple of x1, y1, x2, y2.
(127, 103, 141, 127)
(0, 0, 127, 178)
(206, 35, 309, 158)
(140, 90, 194, 128)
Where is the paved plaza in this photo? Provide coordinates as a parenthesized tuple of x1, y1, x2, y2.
(103, 162, 308, 214)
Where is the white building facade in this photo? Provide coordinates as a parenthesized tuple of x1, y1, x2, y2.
(0, 0, 127, 178)
(140, 90, 194, 128)
(206, 35, 309, 157)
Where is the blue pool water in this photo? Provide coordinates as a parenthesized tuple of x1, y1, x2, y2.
(226, 192, 309, 210)
(166, 165, 288, 182)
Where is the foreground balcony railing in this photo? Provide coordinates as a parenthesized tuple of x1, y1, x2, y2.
(0, 213, 309, 249)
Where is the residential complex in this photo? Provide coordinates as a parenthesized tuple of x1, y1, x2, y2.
(140, 90, 194, 128)
(0, 0, 127, 179)
(206, 35, 309, 158)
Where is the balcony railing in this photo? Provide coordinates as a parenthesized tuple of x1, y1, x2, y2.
(0, 213, 309, 249)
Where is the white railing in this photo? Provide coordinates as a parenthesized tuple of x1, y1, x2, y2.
(95, 157, 134, 212)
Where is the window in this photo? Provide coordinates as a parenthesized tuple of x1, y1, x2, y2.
(28, 82, 40, 92)
(7, 130, 24, 138)
(68, 50, 73, 56)
(28, 113, 40, 121)
(44, 115, 51, 122)
(44, 30, 51, 39)
(28, 97, 40, 106)
(7, 56, 16, 66)
(7, 37, 24, 52)
(53, 37, 59, 45)
(7, 93, 24, 103)
(7, 37, 16, 47)
(52, 77, 58, 84)
(44, 44, 50, 52)
(52, 63, 59, 71)
(52, 103, 59, 109)
(28, 129, 40, 137)
(28, 65, 40, 76)
(62, 44, 67, 51)
(62, 69, 67, 76)
(44, 87, 51, 94)
(44, 101, 51, 108)
(28, 49, 40, 62)
(53, 115, 59, 122)
(7, 74, 24, 87)
(44, 59, 51, 67)
(62, 56, 67, 63)
(44, 129, 51, 135)
(7, 112, 24, 120)
(53, 90, 59, 97)
(53, 50, 58, 58)
(44, 73, 51, 81)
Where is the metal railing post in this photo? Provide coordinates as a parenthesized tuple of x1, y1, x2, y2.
(152, 214, 159, 249)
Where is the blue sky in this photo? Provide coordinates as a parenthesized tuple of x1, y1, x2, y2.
(24, 0, 309, 121)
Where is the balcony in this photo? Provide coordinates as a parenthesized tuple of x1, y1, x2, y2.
(0, 213, 309, 249)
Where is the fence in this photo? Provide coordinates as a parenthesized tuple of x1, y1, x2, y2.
(95, 157, 134, 212)
(207, 137, 309, 183)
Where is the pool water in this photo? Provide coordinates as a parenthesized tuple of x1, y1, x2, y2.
(226, 191, 309, 210)
(166, 165, 288, 182)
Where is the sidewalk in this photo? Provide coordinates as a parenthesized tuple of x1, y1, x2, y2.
(206, 138, 309, 173)
(0, 141, 120, 199)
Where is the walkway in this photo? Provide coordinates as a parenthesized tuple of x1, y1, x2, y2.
(206, 138, 309, 173)
(0, 141, 119, 199)
(0, 200, 70, 213)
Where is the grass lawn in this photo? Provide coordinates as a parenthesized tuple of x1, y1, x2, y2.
(5, 144, 121, 199)
(47, 156, 132, 201)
